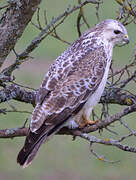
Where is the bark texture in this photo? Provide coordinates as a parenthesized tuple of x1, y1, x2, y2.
(0, 0, 41, 68)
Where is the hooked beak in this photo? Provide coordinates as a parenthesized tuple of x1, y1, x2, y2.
(123, 34, 129, 44)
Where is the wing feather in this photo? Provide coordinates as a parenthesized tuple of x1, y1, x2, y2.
(17, 43, 108, 167)
(35, 30, 99, 105)
(31, 46, 107, 132)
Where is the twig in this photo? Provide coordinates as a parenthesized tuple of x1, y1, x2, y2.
(77, 0, 90, 37)
(18, 0, 102, 59)
(90, 143, 120, 163)
(108, 62, 135, 79)
(0, 4, 9, 10)
(119, 70, 136, 89)
(119, 119, 135, 134)
(80, 133, 136, 153)
(37, 7, 42, 30)
(5, 110, 31, 114)
(81, 104, 136, 133)
(95, 2, 100, 22)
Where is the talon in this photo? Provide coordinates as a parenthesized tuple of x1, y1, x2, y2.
(87, 119, 99, 125)
(82, 114, 98, 125)
(78, 115, 98, 128)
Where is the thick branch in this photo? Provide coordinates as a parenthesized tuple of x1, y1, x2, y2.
(100, 88, 136, 106)
(0, 83, 135, 107)
(1, 104, 136, 138)
(58, 104, 136, 135)
(0, 127, 27, 138)
(0, 84, 36, 105)
(0, 0, 41, 68)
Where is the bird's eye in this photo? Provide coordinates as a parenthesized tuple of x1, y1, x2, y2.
(114, 30, 121, 34)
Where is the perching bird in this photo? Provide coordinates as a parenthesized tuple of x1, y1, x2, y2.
(17, 19, 129, 167)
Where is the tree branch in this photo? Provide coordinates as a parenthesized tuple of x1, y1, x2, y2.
(58, 104, 136, 135)
(18, 0, 103, 60)
(0, 82, 135, 107)
(1, 103, 136, 138)
(0, 127, 27, 138)
(0, 84, 36, 105)
(0, 0, 41, 68)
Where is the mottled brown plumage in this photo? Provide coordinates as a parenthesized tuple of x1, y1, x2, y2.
(17, 19, 129, 167)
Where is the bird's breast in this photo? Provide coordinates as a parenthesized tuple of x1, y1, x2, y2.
(84, 59, 111, 110)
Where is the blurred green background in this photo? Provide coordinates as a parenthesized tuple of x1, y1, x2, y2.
(0, 0, 136, 180)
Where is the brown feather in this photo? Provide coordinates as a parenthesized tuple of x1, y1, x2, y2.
(17, 46, 108, 167)
(17, 19, 125, 167)
(17, 118, 68, 167)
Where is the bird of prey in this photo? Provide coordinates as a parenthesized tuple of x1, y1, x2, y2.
(17, 19, 129, 167)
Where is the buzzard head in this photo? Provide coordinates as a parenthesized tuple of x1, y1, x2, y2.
(99, 19, 129, 46)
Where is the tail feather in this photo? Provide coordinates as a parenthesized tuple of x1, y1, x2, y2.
(17, 132, 48, 168)
(17, 121, 66, 167)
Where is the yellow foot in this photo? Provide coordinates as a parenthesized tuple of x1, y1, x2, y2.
(79, 115, 98, 128)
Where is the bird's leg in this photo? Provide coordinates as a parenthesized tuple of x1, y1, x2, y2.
(78, 114, 98, 128)
(72, 108, 98, 129)
(77, 108, 98, 128)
